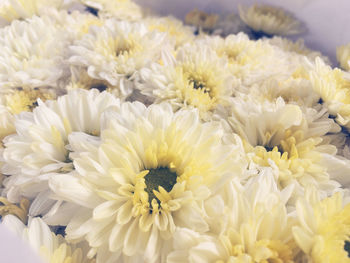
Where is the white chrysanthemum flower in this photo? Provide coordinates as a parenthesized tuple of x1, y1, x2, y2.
(217, 95, 345, 202)
(80, 0, 143, 20)
(49, 102, 244, 262)
(2, 215, 94, 263)
(204, 33, 294, 88)
(293, 187, 350, 263)
(168, 174, 296, 262)
(0, 16, 70, 92)
(0, 0, 63, 24)
(310, 57, 350, 131)
(138, 43, 236, 119)
(238, 3, 305, 37)
(69, 19, 170, 99)
(1, 89, 120, 216)
(145, 16, 194, 47)
(337, 43, 350, 71)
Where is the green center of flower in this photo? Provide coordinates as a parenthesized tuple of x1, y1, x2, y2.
(144, 167, 177, 205)
(189, 79, 211, 94)
(264, 145, 284, 153)
(344, 240, 350, 258)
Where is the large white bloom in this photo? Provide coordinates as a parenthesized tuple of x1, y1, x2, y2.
(2, 215, 94, 263)
(168, 173, 297, 262)
(293, 187, 350, 263)
(49, 102, 244, 262)
(139, 43, 236, 119)
(1, 89, 120, 217)
(0, 16, 70, 92)
(69, 19, 171, 99)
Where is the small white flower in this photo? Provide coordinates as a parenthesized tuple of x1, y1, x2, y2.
(69, 19, 172, 99)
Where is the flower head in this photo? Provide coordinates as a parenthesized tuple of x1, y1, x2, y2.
(293, 188, 350, 263)
(50, 102, 244, 262)
(139, 43, 236, 119)
(1, 89, 120, 211)
(69, 19, 171, 99)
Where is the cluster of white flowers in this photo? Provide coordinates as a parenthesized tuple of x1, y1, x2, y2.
(1, 1, 350, 263)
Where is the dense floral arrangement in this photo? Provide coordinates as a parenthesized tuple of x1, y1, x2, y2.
(1, 1, 350, 263)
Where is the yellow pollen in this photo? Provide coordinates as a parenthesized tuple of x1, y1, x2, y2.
(5, 88, 53, 114)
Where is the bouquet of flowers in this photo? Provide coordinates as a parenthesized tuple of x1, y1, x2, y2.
(0, 0, 350, 262)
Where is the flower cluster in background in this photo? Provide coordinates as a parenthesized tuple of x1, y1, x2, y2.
(0, 0, 350, 263)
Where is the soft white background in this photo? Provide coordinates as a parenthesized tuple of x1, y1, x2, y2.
(1, 1, 350, 262)
(135, 0, 350, 65)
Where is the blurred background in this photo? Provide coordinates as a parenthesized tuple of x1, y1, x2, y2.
(135, 0, 350, 65)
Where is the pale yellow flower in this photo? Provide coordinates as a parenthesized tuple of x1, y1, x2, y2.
(293, 188, 350, 263)
(168, 176, 297, 262)
(50, 102, 244, 262)
(139, 43, 236, 119)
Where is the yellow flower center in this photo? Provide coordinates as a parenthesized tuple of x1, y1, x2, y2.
(5, 88, 53, 114)
(144, 167, 177, 205)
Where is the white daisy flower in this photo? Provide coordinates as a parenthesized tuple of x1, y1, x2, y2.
(138, 43, 236, 119)
(49, 102, 244, 262)
(218, 95, 345, 202)
(168, 174, 297, 262)
(1, 89, 120, 217)
(2, 215, 94, 263)
(0, 16, 70, 92)
(69, 19, 171, 99)
(238, 3, 305, 37)
(0, 0, 63, 25)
